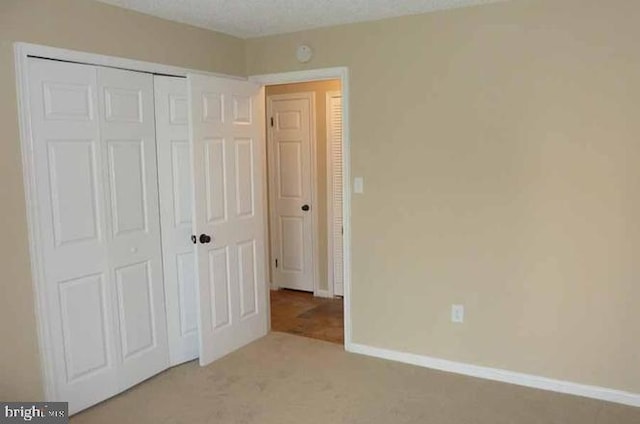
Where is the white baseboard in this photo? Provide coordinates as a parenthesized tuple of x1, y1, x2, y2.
(346, 342, 640, 408)
(314, 289, 333, 298)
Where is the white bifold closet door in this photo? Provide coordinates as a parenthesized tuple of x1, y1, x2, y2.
(154, 76, 199, 365)
(28, 58, 168, 414)
(26, 57, 269, 414)
(187, 74, 268, 365)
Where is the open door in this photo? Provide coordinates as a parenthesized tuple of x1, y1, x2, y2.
(187, 74, 268, 366)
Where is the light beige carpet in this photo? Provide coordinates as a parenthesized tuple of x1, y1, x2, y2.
(71, 332, 639, 423)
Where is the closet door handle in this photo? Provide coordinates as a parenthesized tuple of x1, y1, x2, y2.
(199, 234, 212, 244)
(301, 204, 310, 211)
(191, 235, 197, 244)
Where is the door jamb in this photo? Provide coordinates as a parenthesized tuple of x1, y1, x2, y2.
(250, 68, 352, 347)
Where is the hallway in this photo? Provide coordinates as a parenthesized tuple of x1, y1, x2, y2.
(270, 289, 343, 344)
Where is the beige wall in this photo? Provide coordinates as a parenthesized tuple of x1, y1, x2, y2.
(0, 0, 245, 400)
(247, 0, 640, 393)
(265, 81, 342, 292)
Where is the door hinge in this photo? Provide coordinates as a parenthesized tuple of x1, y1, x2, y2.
(342, 226, 344, 236)
(270, 117, 274, 127)
(275, 258, 278, 268)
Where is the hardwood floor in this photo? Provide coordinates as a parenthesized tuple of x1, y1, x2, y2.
(270, 289, 344, 344)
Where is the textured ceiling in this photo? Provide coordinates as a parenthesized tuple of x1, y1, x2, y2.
(96, 0, 506, 39)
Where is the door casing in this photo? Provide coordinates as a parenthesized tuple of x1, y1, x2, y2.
(250, 69, 352, 347)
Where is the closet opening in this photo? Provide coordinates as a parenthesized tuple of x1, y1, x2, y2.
(17, 43, 271, 414)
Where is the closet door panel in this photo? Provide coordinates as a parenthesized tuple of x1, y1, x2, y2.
(28, 58, 118, 414)
(154, 76, 199, 365)
(97, 67, 169, 390)
(58, 273, 110, 380)
(188, 73, 267, 366)
(107, 139, 147, 235)
(48, 140, 100, 245)
(29, 59, 172, 415)
(114, 260, 155, 358)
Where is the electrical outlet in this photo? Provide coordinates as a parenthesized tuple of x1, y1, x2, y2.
(451, 304, 464, 323)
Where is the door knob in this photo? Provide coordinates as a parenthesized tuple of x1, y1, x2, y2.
(199, 234, 212, 244)
(191, 235, 197, 244)
(301, 204, 310, 211)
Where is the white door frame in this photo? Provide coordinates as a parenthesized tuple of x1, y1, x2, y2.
(250, 68, 352, 347)
(266, 92, 321, 296)
(13, 42, 242, 402)
(326, 90, 343, 298)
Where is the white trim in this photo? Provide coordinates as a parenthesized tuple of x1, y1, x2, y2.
(325, 90, 342, 299)
(265, 94, 279, 293)
(251, 68, 347, 85)
(250, 68, 352, 346)
(265, 92, 320, 296)
(14, 42, 243, 80)
(13, 42, 243, 402)
(347, 343, 640, 408)
(14, 43, 58, 402)
(314, 289, 332, 298)
(257, 86, 272, 332)
(309, 95, 320, 298)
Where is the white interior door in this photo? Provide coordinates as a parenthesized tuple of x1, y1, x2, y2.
(267, 93, 315, 292)
(28, 58, 117, 414)
(327, 92, 344, 296)
(154, 76, 199, 365)
(187, 73, 268, 365)
(97, 66, 169, 391)
(28, 58, 168, 414)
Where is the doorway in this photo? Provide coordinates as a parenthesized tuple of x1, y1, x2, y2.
(263, 79, 344, 344)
